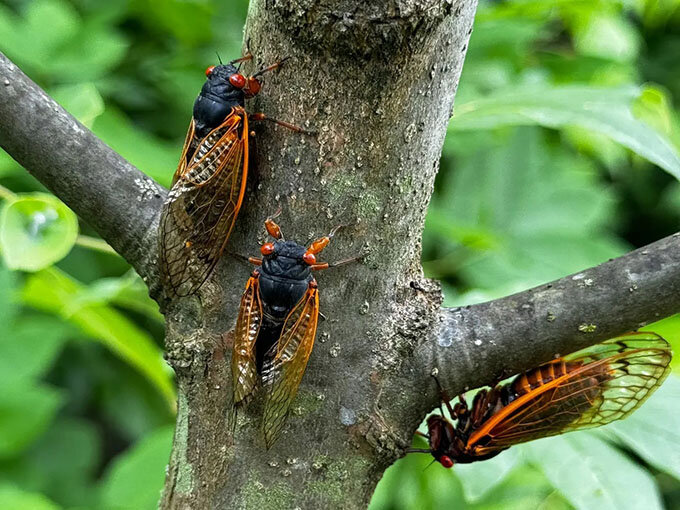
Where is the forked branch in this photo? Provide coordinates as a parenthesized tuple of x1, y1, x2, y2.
(2, 4, 679, 507)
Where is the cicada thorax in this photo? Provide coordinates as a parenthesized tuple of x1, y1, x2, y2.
(418, 332, 672, 467)
(192, 64, 246, 137)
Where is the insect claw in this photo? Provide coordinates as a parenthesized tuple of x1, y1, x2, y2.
(268, 206, 282, 220)
(230, 53, 253, 66)
(252, 57, 290, 78)
(328, 224, 344, 238)
(276, 56, 292, 69)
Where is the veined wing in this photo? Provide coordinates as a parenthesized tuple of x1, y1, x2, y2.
(261, 283, 319, 448)
(160, 107, 249, 296)
(467, 333, 671, 454)
(232, 275, 262, 406)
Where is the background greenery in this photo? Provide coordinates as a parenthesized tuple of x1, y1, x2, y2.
(0, 0, 679, 508)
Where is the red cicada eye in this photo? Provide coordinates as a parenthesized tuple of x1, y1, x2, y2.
(303, 252, 316, 265)
(205, 65, 215, 77)
(261, 243, 275, 256)
(439, 455, 454, 468)
(229, 73, 247, 89)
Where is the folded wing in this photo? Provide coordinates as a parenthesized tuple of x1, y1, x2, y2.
(261, 284, 319, 448)
(160, 107, 249, 296)
(468, 332, 671, 454)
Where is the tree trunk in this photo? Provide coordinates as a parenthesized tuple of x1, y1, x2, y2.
(160, 1, 478, 508)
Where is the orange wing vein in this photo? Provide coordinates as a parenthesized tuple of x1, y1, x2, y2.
(160, 106, 249, 296)
(231, 275, 262, 406)
(468, 332, 671, 454)
(172, 117, 196, 185)
(261, 284, 319, 448)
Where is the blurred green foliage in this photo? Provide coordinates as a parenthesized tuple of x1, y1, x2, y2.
(0, 0, 679, 508)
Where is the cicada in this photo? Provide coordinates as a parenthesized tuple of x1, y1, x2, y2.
(411, 332, 672, 467)
(231, 217, 349, 447)
(160, 55, 304, 297)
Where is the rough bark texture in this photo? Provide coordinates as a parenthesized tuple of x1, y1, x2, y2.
(2, 0, 680, 509)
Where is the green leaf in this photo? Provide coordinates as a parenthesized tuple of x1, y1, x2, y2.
(0, 193, 79, 271)
(0, 483, 60, 510)
(19, 0, 78, 61)
(51, 83, 105, 128)
(608, 375, 680, 480)
(450, 85, 680, 180)
(99, 363, 175, 441)
(0, 316, 68, 385)
(73, 271, 162, 323)
(369, 452, 467, 510)
(468, 462, 572, 510)
(92, 108, 178, 187)
(425, 127, 627, 291)
(43, 23, 128, 82)
(571, 12, 640, 62)
(526, 434, 663, 510)
(0, 418, 101, 508)
(0, 381, 62, 458)
(99, 425, 174, 510)
(456, 448, 522, 502)
(0, 0, 127, 81)
(21, 267, 175, 408)
(0, 150, 22, 179)
(641, 315, 680, 374)
(131, 0, 215, 46)
(0, 260, 18, 339)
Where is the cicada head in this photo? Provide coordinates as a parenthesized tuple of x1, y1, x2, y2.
(260, 240, 312, 281)
(193, 64, 246, 138)
(425, 414, 458, 468)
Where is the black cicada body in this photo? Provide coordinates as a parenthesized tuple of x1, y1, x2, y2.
(232, 218, 343, 448)
(160, 55, 300, 298)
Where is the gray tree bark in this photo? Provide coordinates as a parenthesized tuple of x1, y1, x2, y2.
(1, 0, 679, 509)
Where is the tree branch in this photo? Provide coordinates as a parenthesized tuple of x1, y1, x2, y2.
(0, 52, 165, 284)
(414, 232, 680, 415)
